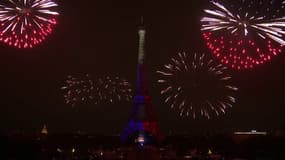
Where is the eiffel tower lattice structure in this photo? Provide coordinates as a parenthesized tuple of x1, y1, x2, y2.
(121, 22, 163, 145)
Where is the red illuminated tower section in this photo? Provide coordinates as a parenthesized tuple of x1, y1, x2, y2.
(121, 23, 163, 145)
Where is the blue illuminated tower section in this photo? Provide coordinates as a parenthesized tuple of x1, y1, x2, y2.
(121, 23, 163, 145)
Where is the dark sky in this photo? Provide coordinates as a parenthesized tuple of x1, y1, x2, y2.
(0, 0, 284, 135)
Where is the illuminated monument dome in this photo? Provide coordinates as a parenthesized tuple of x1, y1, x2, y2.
(121, 23, 163, 145)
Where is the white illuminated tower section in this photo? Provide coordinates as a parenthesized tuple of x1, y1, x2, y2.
(121, 22, 163, 145)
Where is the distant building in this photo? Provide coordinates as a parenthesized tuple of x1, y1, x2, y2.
(234, 130, 267, 135)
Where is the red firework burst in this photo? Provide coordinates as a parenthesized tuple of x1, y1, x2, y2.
(0, 0, 59, 49)
(201, 0, 285, 70)
(203, 32, 283, 70)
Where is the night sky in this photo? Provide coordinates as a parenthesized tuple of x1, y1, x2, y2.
(0, 0, 284, 135)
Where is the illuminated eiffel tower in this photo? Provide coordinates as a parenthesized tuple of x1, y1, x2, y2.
(121, 21, 163, 145)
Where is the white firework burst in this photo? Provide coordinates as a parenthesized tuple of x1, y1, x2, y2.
(61, 74, 95, 107)
(201, 0, 285, 45)
(61, 74, 133, 107)
(157, 52, 238, 119)
(96, 76, 133, 103)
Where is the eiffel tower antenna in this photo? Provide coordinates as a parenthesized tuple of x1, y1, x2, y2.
(140, 16, 144, 25)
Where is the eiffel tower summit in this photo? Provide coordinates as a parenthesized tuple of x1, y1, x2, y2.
(121, 20, 163, 146)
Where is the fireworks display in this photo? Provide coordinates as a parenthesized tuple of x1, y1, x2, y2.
(61, 74, 133, 107)
(0, 0, 59, 48)
(157, 52, 238, 119)
(95, 76, 133, 104)
(201, 0, 285, 69)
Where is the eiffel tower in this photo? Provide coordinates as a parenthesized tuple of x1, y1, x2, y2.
(121, 21, 163, 146)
